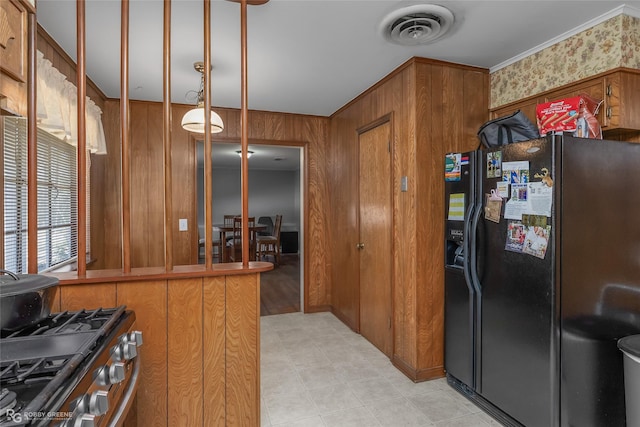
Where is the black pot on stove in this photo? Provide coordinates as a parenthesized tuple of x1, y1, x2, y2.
(0, 269, 59, 331)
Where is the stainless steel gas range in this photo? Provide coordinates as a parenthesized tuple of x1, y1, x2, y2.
(0, 306, 142, 427)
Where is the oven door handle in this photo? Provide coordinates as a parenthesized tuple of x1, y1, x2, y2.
(107, 357, 140, 427)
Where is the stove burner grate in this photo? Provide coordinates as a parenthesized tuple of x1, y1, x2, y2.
(1, 306, 124, 339)
(0, 389, 17, 417)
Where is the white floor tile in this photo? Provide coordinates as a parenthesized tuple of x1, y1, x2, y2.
(321, 406, 381, 427)
(261, 312, 497, 427)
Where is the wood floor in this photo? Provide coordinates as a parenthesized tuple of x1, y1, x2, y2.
(260, 254, 300, 316)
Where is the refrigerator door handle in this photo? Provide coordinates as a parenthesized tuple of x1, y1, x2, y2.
(462, 203, 476, 294)
(469, 197, 483, 294)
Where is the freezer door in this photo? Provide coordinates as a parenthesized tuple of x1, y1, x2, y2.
(559, 136, 640, 427)
(444, 152, 476, 389)
(475, 138, 557, 427)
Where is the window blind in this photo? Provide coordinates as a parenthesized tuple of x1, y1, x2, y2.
(3, 117, 89, 273)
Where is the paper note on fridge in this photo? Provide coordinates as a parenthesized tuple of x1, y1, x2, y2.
(448, 193, 465, 221)
(504, 182, 553, 220)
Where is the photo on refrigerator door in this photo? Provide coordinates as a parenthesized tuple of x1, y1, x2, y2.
(486, 151, 502, 178)
(522, 225, 551, 259)
(505, 221, 526, 252)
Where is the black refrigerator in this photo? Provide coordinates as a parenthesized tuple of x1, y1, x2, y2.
(444, 135, 640, 427)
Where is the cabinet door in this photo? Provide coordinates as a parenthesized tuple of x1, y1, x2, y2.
(0, 0, 26, 83)
(606, 71, 640, 131)
(491, 99, 539, 125)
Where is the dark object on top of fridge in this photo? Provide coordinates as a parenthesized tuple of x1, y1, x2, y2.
(477, 110, 540, 148)
(444, 134, 640, 427)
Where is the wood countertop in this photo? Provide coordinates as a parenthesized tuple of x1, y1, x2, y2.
(47, 261, 274, 285)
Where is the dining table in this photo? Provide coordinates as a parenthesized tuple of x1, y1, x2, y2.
(213, 222, 267, 262)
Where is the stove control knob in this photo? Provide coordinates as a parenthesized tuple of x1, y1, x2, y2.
(110, 362, 126, 383)
(119, 330, 143, 347)
(129, 330, 143, 346)
(89, 390, 109, 416)
(73, 414, 95, 427)
(96, 362, 126, 385)
(113, 341, 137, 361)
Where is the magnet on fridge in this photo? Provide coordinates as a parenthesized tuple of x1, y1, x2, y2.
(485, 193, 502, 223)
(534, 168, 554, 187)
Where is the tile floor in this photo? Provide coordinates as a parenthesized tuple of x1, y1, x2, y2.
(260, 312, 504, 427)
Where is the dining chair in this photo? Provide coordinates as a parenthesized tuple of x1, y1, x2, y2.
(227, 216, 257, 262)
(198, 225, 222, 263)
(257, 216, 274, 236)
(257, 214, 282, 265)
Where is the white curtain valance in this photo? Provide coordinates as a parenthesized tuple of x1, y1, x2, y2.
(36, 50, 107, 155)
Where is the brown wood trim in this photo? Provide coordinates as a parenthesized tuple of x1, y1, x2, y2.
(204, 0, 213, 269)
(227, 0, 269, 4)
(17, 0, 35, 15)
(27, 12, 37, 273)
(391, 355, 445, 382)
(120, 0, 131, 273)
(332, 57, 488, 118)
(304, 304, 331, 314)
(36, 25, 108, 104)
(356, 113, 392, 135)
(240, 0, 250, 266)
(76, 0, 87, 277)
(163, 0, 173, 271)
(302, 138, 310, 314)
(330, 306, 359, 333)
(47, 261, 274, 285)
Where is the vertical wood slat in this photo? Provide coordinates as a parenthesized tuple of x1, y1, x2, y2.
(240, 0, 249, 266)
(163, 0, 173, 271)
(121, 0, 131, 273)
(204, 0, 213, 268)
(117, 281, 168, 427)
(203, 276, 226, 426)
(27, 12, 37, 273)
(226, 274, 259, 425)
(168, 278, 203, 426)
(76, 0, 87, 276)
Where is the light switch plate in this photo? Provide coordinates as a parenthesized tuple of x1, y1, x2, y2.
(179, 218, 188, 231)
(401, 176, 408, 192)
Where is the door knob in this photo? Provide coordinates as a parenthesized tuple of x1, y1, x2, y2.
(356, 243, 365, 250)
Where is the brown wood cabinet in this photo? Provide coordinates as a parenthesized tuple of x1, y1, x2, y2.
(491, 68, 640, 139)
(0, 0, 28, 116)
(54, 268, 263, 427)
(328, 57, 489, 381)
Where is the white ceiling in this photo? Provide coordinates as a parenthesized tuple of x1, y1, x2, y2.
(36, 1, 639, 118)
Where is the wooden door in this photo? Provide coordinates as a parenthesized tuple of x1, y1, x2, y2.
(358, 121, 392, 357)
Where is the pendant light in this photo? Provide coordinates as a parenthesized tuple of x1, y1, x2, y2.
(181, 61, 224, 133)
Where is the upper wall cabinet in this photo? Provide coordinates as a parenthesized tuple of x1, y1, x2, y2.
(0, 0, 26, 83)
(491, 69, 640, 135)
(0, 0, 28, 116)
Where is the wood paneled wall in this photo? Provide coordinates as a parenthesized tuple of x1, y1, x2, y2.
(57, 272, 260, 427)
(92, 101, 331, 311)
(328, 57, 489, 381)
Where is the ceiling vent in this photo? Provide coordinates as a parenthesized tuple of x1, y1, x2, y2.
(380, 4, 454, 46)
